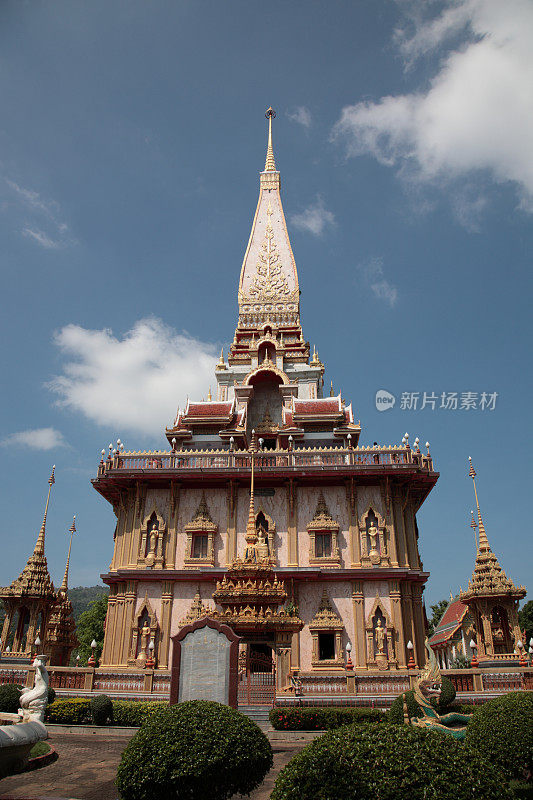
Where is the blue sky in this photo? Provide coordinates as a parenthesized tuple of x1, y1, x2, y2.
(1, 0, 531, 607)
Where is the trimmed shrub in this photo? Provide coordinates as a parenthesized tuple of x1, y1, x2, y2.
(90, 694, 113, 725)
(112, 700, 165, 727)
(116, 700, 273, 800)
(0, 683, 22, 713)
(388, 676, 457, 724)
(269, 706, 386, 731)
(271, 723, 511, 800)
(45, 698, 90, 724)
(437, 676, 456, 710)
(465, 691, 533, 782)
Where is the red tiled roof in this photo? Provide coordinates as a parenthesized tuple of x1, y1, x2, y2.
(428, 599, 469, 647)
(184, 401, 234, 418)
(293, 396, 342, 415)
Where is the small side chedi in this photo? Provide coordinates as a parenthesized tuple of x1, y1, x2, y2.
(405, 640, 471, 739)
(0, 655, 49, 777)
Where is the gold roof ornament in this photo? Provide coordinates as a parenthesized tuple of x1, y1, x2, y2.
(185, 493, 217, 531)
(264, 107, 277, 172)
(460, 458, 526, 603)
(216, 349, 226, 370)
(308, 493, 339, 531)
(180, 587, 212, 626)
(309, 589, 343, 630)
(59, 516, 76, 595)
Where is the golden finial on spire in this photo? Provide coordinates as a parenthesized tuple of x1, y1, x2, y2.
(264, 107, 277, 172)
(60, 516, 76, 593)
(207, 387, 212, 401)
(34, 465, 56, 557)
(216, 348, 225, 370)
(329, 380, 334, 397)
(470, 509, 478, 552)
(468, 457, 490, 552)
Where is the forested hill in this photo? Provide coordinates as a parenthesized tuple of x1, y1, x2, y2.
(69, 585, 109, 621)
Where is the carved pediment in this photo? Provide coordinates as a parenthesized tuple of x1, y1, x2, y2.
(308, 494, 339, 531)
(309, 589, 343, 630)
(185, 494, 217, 532)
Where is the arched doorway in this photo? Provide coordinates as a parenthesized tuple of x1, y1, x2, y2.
(238, 642, 276, 705)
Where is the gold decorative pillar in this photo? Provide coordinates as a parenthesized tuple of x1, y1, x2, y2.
(381, 479, 399, 567)
(287, 479, 298, 567)
(1, 607, 13, 646)
(392, 490, 409, 567)
(101, 584, 117, 666)
(119, 580, 137, 665)
(128, 485, 146, 567)
(411, 583, 425, 660)
(352, 581, 366, 668)
(166, 481, 180, 570)
(389, 580, 407, 668)
(276, 632, 292, 690)
(159, 581, 173, 668)
(403, 502, 420, 569)
(110, 494, 126, 571)
(225, 480, 237, 566)
(346, 479, 361, 567)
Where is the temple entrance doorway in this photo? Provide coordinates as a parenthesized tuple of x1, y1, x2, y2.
(237, 642, 276, 705)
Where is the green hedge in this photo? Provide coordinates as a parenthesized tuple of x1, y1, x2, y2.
(116, 700, 273, 800)
(465, 692, 533, 782)
(0, 684, 23, 714)
(271, 723, 512, 800)
(112, 700, 166, 727)
(269, 706, 386, 730)
(46, 698, 91, 724)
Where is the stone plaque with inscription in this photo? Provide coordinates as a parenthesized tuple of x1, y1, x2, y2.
(170, 618, 241, 707)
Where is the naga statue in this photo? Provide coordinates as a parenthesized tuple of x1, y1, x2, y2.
(403, 640, 472, 740)
(19, 656, 50, 723)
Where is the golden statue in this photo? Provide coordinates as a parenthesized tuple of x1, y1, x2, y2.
(375, 618, 386, 655)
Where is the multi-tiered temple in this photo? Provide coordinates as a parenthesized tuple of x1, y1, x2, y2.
(94, 110, 438, 692)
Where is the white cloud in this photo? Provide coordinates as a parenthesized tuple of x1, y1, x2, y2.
(47, 318, 219, 438)
(22, 228, 62, 249)
(1, 427, 67, 450)
(287, 106, 312, 128)
(4, 178, 74, 247)
(332, 0, 533, 214)
(291, 196, 335, 236)
(358, 257, 398, 307)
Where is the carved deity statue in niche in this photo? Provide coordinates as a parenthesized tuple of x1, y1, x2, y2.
(375, 617, 386, 654)
(136, 619, 151, 667)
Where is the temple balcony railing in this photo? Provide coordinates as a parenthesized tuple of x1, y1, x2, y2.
(96, 445, 435, 478)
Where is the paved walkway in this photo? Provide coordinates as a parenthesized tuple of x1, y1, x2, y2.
(0, 734, 305, 800)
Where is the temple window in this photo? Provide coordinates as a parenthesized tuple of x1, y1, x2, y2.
(308, 494, 340, 566)
(309, 590, 344, 668)
(318, 632, 335, 661)
(315, 533, 332, 559)
(184, 494, 217, 567)
(192, 534, 209, 559)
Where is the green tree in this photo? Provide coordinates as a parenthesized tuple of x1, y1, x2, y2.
(76, 594, 108, 665)
(427, 599, 449, 637)
(518, 599, 533, 647)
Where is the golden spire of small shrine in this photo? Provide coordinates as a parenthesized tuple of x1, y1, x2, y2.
(330, 380, 334, 397)
(34, 465, 55, 557)
(470, 509, 478, 552)
(244, 431, 259, 560)
(59, 516, 76, 594)
(468, 457, 490, 552)
(264, 107, 277, 172)
(207, 387, 212, 401)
